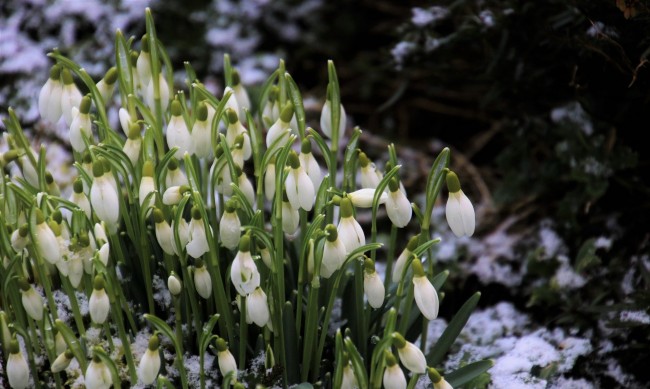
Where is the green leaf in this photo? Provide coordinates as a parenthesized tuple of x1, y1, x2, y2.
(286, 72, 306, 139)
(446, 359, 494, 388)
(344, 337, 369, 389)
(427, 292, 481, 366)
(93, 347, 122, 388)
(575, 238, 601, 272)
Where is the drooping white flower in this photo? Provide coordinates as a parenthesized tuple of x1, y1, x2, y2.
(428, 368, 454, 389)
(363, 259, 385, 309)
(393, 332, 426, 374)
(139, 161, 156, 209)
(266, 103, 293, 150)
(123, 122, 142, 166)
(337, 198, 365, 254)
(186, 208, 210, 259)
(166, 99, 192, 159)
(137, 36, 152, 89)
(54, 331, 67, 355)
(95, 66, 117, 106)
(165, 158, 189, 188)
(69, 179, 92, 219)
(223, 86, 240, 119)
(258, 241, 272, 270)
(162, 184, 190, 206)
(138, 334, 161, 385)
(69, 95, 93, 153)
(89, 276, 110, 324)
(412, 258, 439, 320)
(85, 352, 113, 389)
(383, 351, 406, 389)
(19, 279, 43, 321)
(358, 151, 383, 189)
(320, 98, 346, 139)
(51, 349, 74, 373)
(264, 158, 276, 201)
(167, 272, 182, 296)
(281, 195, 300, 235)
(153, 209, 175, 256)
(225, 108, 251, 161)
(7, 340, 29, 389)
(285, 151, 315, 212)
(170, 218, 190, 256)
(60, 68, 83, 126)
(445, 171, 475, 237)
(90, 161, 120, 232)
(11, 224, 30, 253)
(348, 188, 387, 208)
(232, 70, 251, 119)
(67, 250, 84, 288)
(145, 71, 170, 114)
(191, 101, 213, 159)
(34, 209, 60, 265)
(215, 337, 237, 380)
(262, 86, 280, 123)
(320, 224, 347, 279)
(299, 138, 323, 190)
(39, 64, 63, 123)
(341, 362, 359, 389)
(219, 200, 241, 250)
(386, 178, 412, 228)
(246, 287, 270, 328)
(230, 236, 260, 296)
(19, 152, 39, 188)
(392, 235, 419, 283)
(194, 260, 212, 299)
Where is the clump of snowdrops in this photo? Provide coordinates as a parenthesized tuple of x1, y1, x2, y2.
(0, 8, 491, 389)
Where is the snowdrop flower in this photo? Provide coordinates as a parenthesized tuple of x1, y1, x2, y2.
(341, 358, 359, 389)
(95, 67, 117, 105)
(123, 122, 142, 166)
(90, 161, 120, 232)
(220, 200, 241, 250)
(139, 161, 156, 209)
(428, 367, 453, 389)
(166, 99, 192, 159)
(299, 137, 323, 189)
(337, 198, 365, 254)
(153, 209, 175, 256)
(39, 64, 63, 123)
(60, 68, 83, 126)
(281, 192, 300, 235)
(348, 188, 387, 208)
(223, 86, 240, 119)
(45, 171, 60, 196)
(383, 351, 406, 389)
(445, 171, 475, 237)
(230, 236, 260, 296)
(191, 101, 213, 159)
(7, 340, 29, 389)
(320, 93, 347, 139)
(358, 151, 382, 189)
(225, 109, 252, 162)
(85, 351, 112, 389)
(165, 158, 188, 188)
(412, 258, 439, 320)
(215, 337, 237, 380)
(162, 184, 190, 205)
(386, 178, 412, 228)
(54, 331, 67, 355)
(89, 275, 110, 324)
(170, 218, 190, 256)
(193, 260, 212, 299)
(321, 224, 347, 278)
(19, 278, 43, 321)
(363, 258, 385, 308)
(285, 150, 315, 211)
(234, 166, 255, 208)
(138, 333, 161, 385)
(51, 349, 74, 373)
(69, 179, 92, 219)
(392, 332, 426, 374)
(15, 151, 39, 188)
(68, 251, 84, 289)
(266, 103, 293, 150)
(257, 241, 272, 269)
(232, 70, 251, 119)
(167, 272, 182, 296)
(264, 157, 276, 201)
(186, 207, 210, 259)
(137, 35, 152, 89)
(11, 224, 30, 252)
(93, 222, 110, 267)
(69, 95, 93, 153)
(34, 209, 60, 265)
(246, 287, 270, 327)
(392, 235, 419, 283)
(145, 71, 170, 113)
(262, 86, 280, 123)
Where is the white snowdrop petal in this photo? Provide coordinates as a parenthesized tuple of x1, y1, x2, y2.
(383, 364, 407, 389)
(219, 212, 241, 250)
(285, 171, 300, 210)
(397, 341, 427, 374)
(194, 267, 212, 299)
(8, 352, 30, 389)
(386, 190, 412, 228)
(246, 288, 270, 327)
(138, 349, 161, 385)
(445, 195, 464, 237)
(89, 289, 110, 324)
(218, 350, 237, 379)
(413, 276, 439, 320)
(22, 288, 43, 321)
(297, 169, 315, 211)
(458, 191, 476, 236)
(282, 202, 300, 235)
(364, 272, 385, 308)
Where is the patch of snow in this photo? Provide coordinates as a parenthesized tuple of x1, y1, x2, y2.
(391, 41, 416, 70)
(411, 7, 449, 27)
(479, 10, 495, 28)
(554, 255, 586, 289)
(153, 274, 172, 310)
(538, 222, 564, 259)
(619, 310, 650, 324)
(550, 102, 594, 136)
(586, 22, 619, 39)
